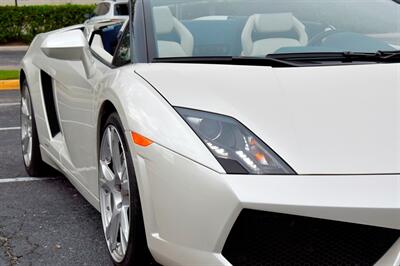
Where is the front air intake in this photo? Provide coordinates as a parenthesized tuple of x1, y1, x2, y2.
(222, 209, 400, 266)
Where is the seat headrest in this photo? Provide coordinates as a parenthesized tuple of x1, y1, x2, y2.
(153, 6, 175, 35)
(255, 13, 295, 33)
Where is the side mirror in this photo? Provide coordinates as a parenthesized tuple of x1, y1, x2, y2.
(41, 30, 96, 78)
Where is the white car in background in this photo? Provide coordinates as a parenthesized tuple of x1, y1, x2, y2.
(86, 0, 129, 22)
(20, 0, 400, 265)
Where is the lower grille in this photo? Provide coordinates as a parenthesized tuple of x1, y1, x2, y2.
(222, 209, 400, 266)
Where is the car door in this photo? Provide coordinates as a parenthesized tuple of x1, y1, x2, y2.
(55, 21, 130, 191)
(50, 43, 99, 191)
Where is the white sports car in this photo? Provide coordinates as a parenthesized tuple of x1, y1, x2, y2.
(20, 0, 400, 265)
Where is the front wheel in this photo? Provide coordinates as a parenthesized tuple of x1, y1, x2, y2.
(99, 113, 154, 265)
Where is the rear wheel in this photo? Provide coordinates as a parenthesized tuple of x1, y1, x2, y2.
(20, 80, 51, 177)
(99, 113, 154, 265)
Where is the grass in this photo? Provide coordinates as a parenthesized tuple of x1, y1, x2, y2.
(0, 70, 19, 80)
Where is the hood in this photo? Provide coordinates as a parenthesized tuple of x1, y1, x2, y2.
(136, 63, 400, 175)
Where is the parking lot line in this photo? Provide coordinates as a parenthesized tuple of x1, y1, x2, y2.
(0, 102, 19, 107)
(0, 126, 20, 131)
(0, 177, 55, 183)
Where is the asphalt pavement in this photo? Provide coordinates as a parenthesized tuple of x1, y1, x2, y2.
(0, 90, 112, 266)
(0, 47, 27, 70)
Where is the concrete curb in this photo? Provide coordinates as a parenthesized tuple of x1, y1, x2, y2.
(0, 80, 19, 90)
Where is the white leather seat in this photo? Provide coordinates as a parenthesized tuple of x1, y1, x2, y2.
(91, 34, 113, 63)
(241, 13, 308, 56)
(153, 6, 194, 57)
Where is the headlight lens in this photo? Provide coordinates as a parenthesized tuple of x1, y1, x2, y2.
(176, 107, 295, 175)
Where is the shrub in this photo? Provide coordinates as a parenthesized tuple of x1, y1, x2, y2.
(0, 5, 94, 44)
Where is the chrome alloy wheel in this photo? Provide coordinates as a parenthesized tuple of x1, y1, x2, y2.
(21, 85, 33, 167)
(99, 125, 131, 263)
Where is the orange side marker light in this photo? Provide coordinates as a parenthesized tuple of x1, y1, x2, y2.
(131, 132, 153, 147)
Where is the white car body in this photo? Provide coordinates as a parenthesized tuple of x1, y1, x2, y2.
(20, 0, 400, 265)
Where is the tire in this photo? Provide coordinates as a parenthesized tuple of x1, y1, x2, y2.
(20, 80, 53, 177)
(99, 112, 154, 266)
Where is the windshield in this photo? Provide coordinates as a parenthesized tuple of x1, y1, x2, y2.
(147, 0, 400, 59)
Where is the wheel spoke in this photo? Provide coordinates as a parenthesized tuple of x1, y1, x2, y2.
(120, 206, 129, 237)
(100, 161, 115, 182)
(120, 160, 128, 181)
(21, 132, 29, 149)
(121, 181, 130, 207)
(100, 189, 113, 223)
(120, 219, 128, 254)
(26, 136, 32, 161)
(119, 155, 129, 203)
(121, 178, 129, 192)
(106, 210, 121, 250)
(119, 205, 129, 255)
(21, 97, 29, 116)
(100, 177, 115, 195)
(25, 88, 32, 113)
(111, 130, 123, 180)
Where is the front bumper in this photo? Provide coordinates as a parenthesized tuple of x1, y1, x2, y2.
(129, 140, 400, 266)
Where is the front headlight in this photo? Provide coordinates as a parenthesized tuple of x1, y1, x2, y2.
(176, 107, 295, 175)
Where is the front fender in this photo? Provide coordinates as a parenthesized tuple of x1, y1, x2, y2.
(95, 64, 225, 174)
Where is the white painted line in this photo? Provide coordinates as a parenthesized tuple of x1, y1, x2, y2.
(0, 177, 56, 184)
(0, 102, 19, 107)
(0, 127, 20, 131)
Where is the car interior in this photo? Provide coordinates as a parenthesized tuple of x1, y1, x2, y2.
(153, 6, 194, 57)
(153, 6, 313, 57)
(89, 20, 128, 64)
(88, 5, 398, 64)
(240, 13, 308, 56)
(152, 6, 396, 58)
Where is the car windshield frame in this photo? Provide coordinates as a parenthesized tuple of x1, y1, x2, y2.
(139, 0, 400, 65)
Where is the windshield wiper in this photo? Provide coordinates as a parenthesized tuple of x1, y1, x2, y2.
(268, 51, 400, 63)
(152, 56, 301, 67)
(376, 50, 400, 61)
(153, 52, 400, 67)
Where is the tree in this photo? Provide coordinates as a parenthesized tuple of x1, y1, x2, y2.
(15, 0, 18, 7)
